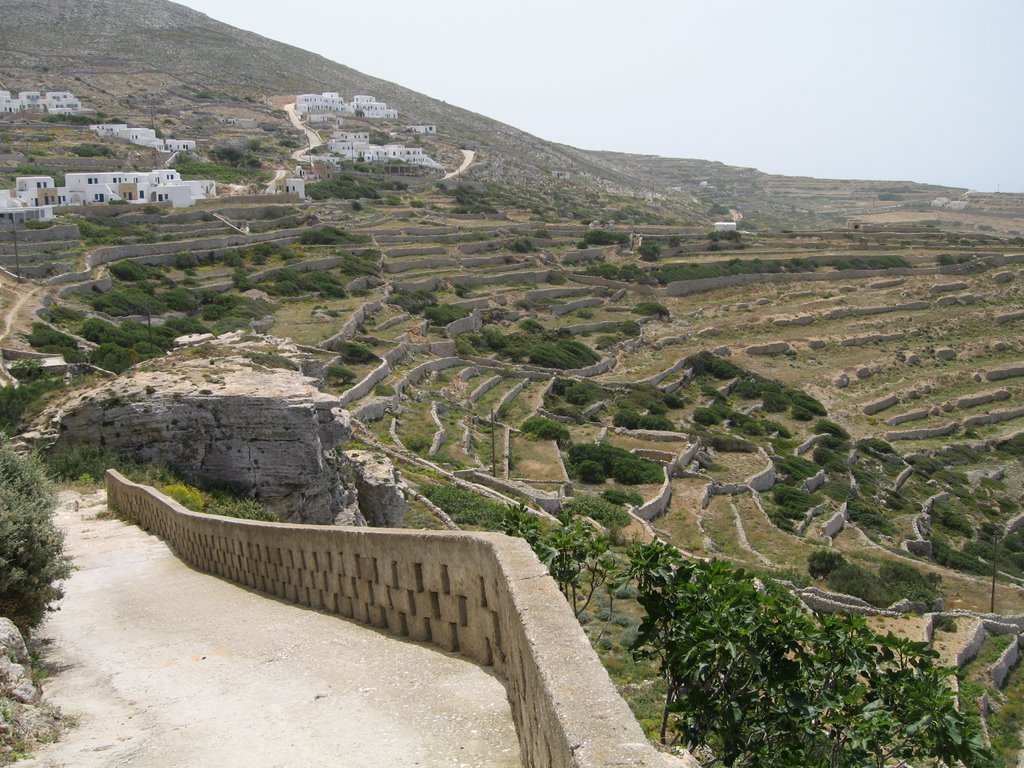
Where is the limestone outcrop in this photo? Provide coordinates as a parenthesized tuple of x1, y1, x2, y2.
(343, 450, 408, 526)
(37, 352, 352, 524)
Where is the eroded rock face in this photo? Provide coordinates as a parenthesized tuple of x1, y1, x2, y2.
(42, 355, 351, 524)
(344, 450, 407, 527)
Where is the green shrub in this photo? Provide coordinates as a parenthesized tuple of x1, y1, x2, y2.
(520, 416, 570, 445)
(163, 483, 205, 512)
(808, 550, 846, 579)
(423, 304, 470, 326)
(601, 488, 644, 507)
(878, 560, 940, 604)
(577, 460, 607, 484)
(0, 378, 66, 434)
(43, 444, 134, 483)
(510, 237, 535, 253)
(566, 443, 662, 485)
(325, 365, 357, 386)
(336, 341, 379, 364)
(563, 494, 631, 534)
(826, 563, 887, 607)
(0, 445, 71, 632)
(205, 495, 277, 522)
(421, 485, 506, 529)
(298, 226, 369, 246)
(631, 301, 669, 319)
(583, 230, 630, 246)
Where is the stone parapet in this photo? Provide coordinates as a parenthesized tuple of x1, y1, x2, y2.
(105, 471, 690, 767)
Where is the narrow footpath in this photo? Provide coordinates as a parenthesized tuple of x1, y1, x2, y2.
(23, 490, 522, 768)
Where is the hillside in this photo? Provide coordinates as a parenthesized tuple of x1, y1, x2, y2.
(5, 0, 1020, 230)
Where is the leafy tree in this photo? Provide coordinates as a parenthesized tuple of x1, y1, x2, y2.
(627, 542, 988, 767)
(536, 518, 619, 618)
(0, 445, 71, 632)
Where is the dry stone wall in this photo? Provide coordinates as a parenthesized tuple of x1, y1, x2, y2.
(106, 472, 690, 768)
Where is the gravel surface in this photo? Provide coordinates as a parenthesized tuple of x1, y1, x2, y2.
(22, 490, 522, 768)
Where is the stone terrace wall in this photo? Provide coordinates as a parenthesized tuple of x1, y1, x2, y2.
(105, 472, 687, 768)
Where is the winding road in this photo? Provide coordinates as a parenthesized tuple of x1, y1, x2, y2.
(443, 149, 476, 180)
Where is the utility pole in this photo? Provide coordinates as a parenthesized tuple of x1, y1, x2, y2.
(991, 532, 1001, 613)
(10, 224, 20, 283)
(490, 407, 497, 477)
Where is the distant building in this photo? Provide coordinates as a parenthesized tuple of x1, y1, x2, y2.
(931, 197, 968, 211)
(0, 90, 84, 114)
(553, 170, 571, 180)
(283, 178, 305, 199)
(9, 170, 215, 209)
(89, 124, 197, 153)
(331, 131, 369, 145)
(0, 189, 54, 224)
(713, 221, 737, 232)
(407, 124, 436, 135)
(295, 92, 398, 119)
(321, 139, 442, 169)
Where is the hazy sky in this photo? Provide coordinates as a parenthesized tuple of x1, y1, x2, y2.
(176, 0, 1023, 192)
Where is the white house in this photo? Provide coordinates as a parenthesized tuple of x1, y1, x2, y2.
(283, 178, 305, 198)
(0, 90, 84, 114)
(164, 139, 197, 152)
(0, 190, 54, 224)
(40, 91, 82, 113)
(351, 95, 398, 119)
(12, 171, 215, 209)
(713, 221, 737, 232)
(296, 92, 398, 119)
(295, 92, 349, 116)
(332, 130, 369, 144)
(407, 124, 436, 135)
(89, 124, 198, 153)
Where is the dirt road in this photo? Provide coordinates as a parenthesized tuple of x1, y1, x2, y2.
(442, 150, 476, 180)
(23, 490, 522, 768)
(284, 103, 323, 162)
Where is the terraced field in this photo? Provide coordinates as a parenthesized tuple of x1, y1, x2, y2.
(7, 185, 1024, 756)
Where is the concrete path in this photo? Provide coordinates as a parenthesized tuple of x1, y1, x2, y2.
(23, 490, 522, 768)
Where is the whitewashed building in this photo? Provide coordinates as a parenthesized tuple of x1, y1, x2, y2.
(713, 221, 737, 232)
(320, 140, 442, 169)
(0, 190, 54, 224)
(12, 171, 215, 209)
(0, 90, 83, 114)
(407, 124, 436, 135)
(283, 178, 305, 198)
(295, 92, 349, 116)
(89, 124, 197, 153)
(351, 95, 398, 119)
(296, 92, 398, 119)
(332, 130, 369, 144)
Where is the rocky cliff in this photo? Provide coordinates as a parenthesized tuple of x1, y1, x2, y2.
(38, 353, 352, 524)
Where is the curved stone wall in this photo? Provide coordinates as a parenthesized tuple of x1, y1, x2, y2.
(106, 471, 689, 768)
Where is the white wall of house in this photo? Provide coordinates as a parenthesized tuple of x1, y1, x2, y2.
(713, 221, 737, 232)
(408, 125, 436, 135)
(14, 170, 215, 209)
(284, 178, 305, 199)
(297, 92, 397, 119)
(0, 90, 84, 114)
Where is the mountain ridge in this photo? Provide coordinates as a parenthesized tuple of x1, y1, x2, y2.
(0, 0, 1006, 228)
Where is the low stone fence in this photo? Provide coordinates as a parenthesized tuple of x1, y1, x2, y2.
(106, 471, 687, 768)
(636, 468, 673, 522)
(456, 471, 564, 516)
(446, 308, 483, 337)
(991, 635, 1021, 689)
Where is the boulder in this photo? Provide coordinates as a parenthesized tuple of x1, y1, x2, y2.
(935, 347, 957, 361)
(344, 451, 408, 527)
(40, 349, 352, 524)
